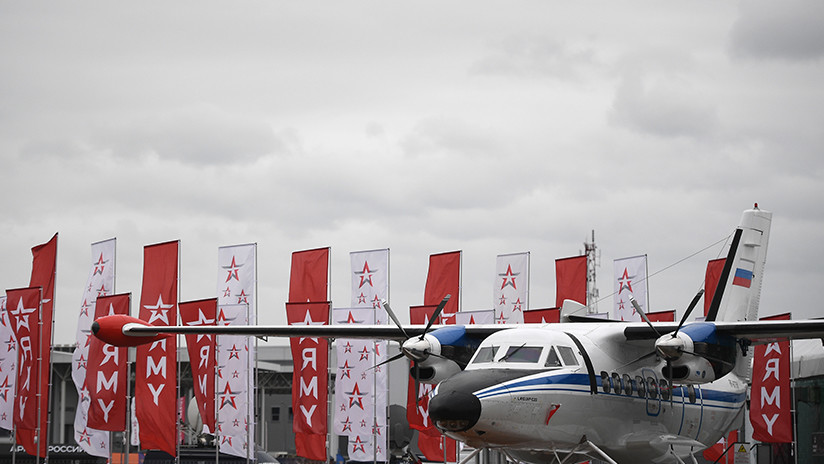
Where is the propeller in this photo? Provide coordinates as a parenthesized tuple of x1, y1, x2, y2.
(379, 294, 452, 404)
(629, 290, 705, 384)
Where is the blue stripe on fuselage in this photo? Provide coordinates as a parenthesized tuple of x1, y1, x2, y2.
(474, 371, 745, 410)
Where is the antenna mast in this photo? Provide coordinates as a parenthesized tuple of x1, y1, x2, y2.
(584, 230, 600, 314)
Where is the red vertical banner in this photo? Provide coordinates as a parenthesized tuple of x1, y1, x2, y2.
(288, 247, 330, 461)
(87, 294, 130, 431)
(555, 255, 587, 307)
(406, 305, 440, 434)
(646, 310, 675, 322)
(524, 308, 560, 324)
(704, 258, 726, 316)
(750, 313, 792, 443)
(6, 287, 43, 432)
(20, 232, 58, 457)
(135, 241, 179, 456)
(703, 430, 738, 464)
(178, 298, 217, 432)
(412, 252, 459, 462)
(289, 247, 329, 302)
(423, 251, 461, 324)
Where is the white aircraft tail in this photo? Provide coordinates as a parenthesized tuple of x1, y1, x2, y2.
(706, 205, 772, 323)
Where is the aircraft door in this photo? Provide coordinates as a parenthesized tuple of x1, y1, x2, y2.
(641, 368, 660, 416)
(677, 384, 704, 439)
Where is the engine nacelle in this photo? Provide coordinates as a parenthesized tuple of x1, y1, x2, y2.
(661, 355, 717, 384)
(413, 357, 462, 384)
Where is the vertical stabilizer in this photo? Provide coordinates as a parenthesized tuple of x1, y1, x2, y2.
(706, 205, 772, 322)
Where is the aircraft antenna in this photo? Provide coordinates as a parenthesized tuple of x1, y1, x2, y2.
(584, 230, 600, 314)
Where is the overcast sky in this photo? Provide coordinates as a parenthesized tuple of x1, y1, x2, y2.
(1, 1, 822, 345)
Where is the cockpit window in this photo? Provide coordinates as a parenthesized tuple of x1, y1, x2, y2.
(556, 346, 579, 366)
(545, 347, 562, 367)
(473, 346, 498, 363)
(500, 345, 542, 363)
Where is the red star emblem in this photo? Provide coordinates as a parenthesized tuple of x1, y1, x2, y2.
(78, 428, 92, 445)
(339, 360, 353, 379)
(618, 268, 633, 294)
(341, 416, 352, 432)
(351, 436, 366, 453)
(499, 264, 519, 290)
(355, 261, 375, 288)
(347, 383, 366, 409)
(93, 253, 108, 276)
(80, 299, 92, 317)
(224, 256, 242, 282)
(220, 383, 238, 410)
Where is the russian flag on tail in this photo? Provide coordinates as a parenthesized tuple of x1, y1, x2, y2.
(733, 260, 755, 288)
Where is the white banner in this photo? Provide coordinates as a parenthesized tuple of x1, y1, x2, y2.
(455, 309, 495, 325)
(494, 252, 529, 324)
(0, 295, 14, 431)
(216, 304, 254, 458)
(343, 248, 389, 461)
(333, 308, 388, 461)
(217, 243, 256, 459)
(71, 239, 115, 457)
(613, 255, 648, 322)
(350, 249, 389, 313)
(218, 243, 256, 323)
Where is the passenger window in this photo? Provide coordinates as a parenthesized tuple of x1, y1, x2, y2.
(622, 374, 633, 395)
(473, 346, 497, 363)
(647, 377, 658, 399)
(659, 379, 670, 400)
(545, 347, 562, 367)
(557, 346, 579, 366)
(612, 373, 622, 394)
(600, 371, 610, 393)
(500, 345, 542, 363)
(688, 385, 696, 404)
(635, 376, 646, 398)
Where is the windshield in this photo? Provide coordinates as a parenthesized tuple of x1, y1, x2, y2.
(472, 345, 498, 363)
(500, 345, 542, 363)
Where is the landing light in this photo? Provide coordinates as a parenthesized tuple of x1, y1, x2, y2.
(436, 419, 471, 432)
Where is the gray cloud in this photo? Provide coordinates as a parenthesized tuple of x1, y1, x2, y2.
(470, 34, 598, 80)
(609, 66, 719, 139)
(729, 0, 824, 61)
(90, 105, 284, 166)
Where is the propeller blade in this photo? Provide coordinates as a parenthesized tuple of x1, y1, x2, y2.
(421, 294, 451, 338)
(629, 296, 661, 337)
(618, 350, 659, 370)
(413, 362, 420, 403)
(674, 289, 704, 336)
(679, 349, 735, 368)
(382, 300, 411, 339)
(371, 352, 406, 370)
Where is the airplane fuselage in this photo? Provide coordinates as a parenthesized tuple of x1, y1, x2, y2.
(429, 324, 746, 463)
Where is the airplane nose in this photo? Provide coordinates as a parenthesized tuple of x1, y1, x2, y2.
(429, 390, 481, 432)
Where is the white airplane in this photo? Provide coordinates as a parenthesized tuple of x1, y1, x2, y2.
(93, 206, 824, 464)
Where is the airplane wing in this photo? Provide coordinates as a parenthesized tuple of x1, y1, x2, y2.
(624, 319, 824, 343)
(92, 314, 504, 346)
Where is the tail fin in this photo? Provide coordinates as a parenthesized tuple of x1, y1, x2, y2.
(706, 205, 772, 322)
